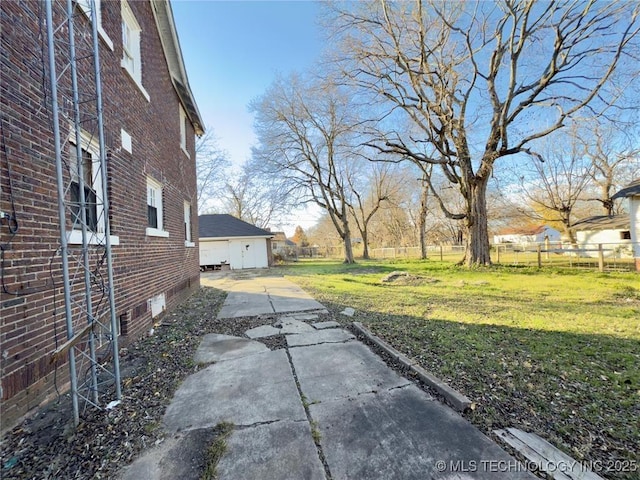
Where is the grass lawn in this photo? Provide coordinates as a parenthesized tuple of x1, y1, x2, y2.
(279, 259, 640, 479)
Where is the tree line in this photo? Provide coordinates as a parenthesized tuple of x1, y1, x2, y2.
(198, 0, 640, 266)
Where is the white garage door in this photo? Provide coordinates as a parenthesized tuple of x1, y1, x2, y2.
(199, 240, 230, 267)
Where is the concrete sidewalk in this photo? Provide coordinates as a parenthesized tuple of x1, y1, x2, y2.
(121, 272, 535, 480)
(201, 270, 326, 318)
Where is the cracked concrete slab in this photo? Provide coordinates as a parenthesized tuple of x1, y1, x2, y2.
(204, 275, 325, 318)
(309, 385, 534, 480)
(216, 420, 325, 480)
(193, 334, 269, 364)
(120, 428, 219, 480)
(274, 318, 316, 334)
(289, 342, 410, 403)
(163, 350, 306, 433)
(312, 320, 341, 330)
(245, 325, 282, 339)
(286, 329, 355, 348)
(286, 313, 320, 321)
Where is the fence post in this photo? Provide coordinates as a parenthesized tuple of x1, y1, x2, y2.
(598, 244, 604, 272)
(440, 244, 443, 261)
(537, 244, 542, 268)
(545, 237, 550, 260)
(496, 245, 500, 264)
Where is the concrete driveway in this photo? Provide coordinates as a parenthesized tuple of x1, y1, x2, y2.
(201, 270, 326, 318)
(121, 272, 535, 480)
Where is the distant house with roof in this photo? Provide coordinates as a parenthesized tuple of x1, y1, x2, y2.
(571, 215, 631, 244)
(493, 225, 561, 245)
(571, 215, 633, 259)
(271, 231, 297, 260)
(199, 214, 274, 270)
(612, 178, 640, 271)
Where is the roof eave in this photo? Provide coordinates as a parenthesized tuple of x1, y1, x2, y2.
(151, 0, 205, 136)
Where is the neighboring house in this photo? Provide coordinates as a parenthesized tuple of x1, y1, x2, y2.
(199, 215, 274, 270)
(612, 178, 640, 271)
(572, 215, 632, 244)
(1, 0, 203, 430)
(571, 215, 633, 258)
(493, 225, 561, 245)
(271, 231, 297, 260)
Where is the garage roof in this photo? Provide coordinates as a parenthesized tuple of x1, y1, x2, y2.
(199, 214, 274, 239)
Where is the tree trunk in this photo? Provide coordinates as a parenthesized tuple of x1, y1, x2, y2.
(418, 182, 429, 259)
(601, 184, 614, 216)
(463, 178, 492, 267)
(361, 228, 370, 260)
(342, 219, 355, 264)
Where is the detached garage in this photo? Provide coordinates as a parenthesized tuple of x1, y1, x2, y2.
(199, 214, 273, 270)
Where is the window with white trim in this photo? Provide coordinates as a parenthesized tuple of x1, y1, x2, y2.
(70, 145, 98, 232)
(77, 0, 113, 50)
(146, 177, 168, 237)
(67, 131, 119, 245)
(179, 105, 187, 153)
(184, 201, 194, 246)
(121, 0, 148, 100)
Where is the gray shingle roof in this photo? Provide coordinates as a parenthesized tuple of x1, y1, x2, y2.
(612, 178, 640, 199)
(571, 215, 630, 231)
(198, 214, 273, 239)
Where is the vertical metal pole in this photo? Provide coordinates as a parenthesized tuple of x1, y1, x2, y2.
(66, 0, 99, 405)
(90, 0, 121, 399)
(45, 0, 79, 427)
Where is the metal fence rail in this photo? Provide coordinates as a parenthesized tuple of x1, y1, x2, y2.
(364, 242, 638, 272)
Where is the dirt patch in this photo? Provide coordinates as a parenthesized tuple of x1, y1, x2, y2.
(381, 271, 439, 286)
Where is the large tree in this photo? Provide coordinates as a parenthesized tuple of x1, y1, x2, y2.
(331, 0, 640, 266)
(250, 74, 369, 263)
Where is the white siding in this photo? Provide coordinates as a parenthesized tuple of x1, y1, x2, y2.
(200, 240, 230, 267)
(200, 238, 269, 269)
(631, 196, 640, 258)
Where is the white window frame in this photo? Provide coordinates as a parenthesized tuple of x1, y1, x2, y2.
(179, 105, 190, 157)
(146, 177, 169, 237)
(67, 130, 119, 245)
(77, 0, 114, 50)
(184, 201, 194, 247)
(121, 0, 149, 101)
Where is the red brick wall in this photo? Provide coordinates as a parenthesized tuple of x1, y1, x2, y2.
(1, 0, 201, 431)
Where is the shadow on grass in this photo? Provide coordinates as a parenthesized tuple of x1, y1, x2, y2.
(323, 299, 639, 479)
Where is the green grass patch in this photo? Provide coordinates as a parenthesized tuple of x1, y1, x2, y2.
(201, 422, 235, 480)
(278, 259, 640, 475)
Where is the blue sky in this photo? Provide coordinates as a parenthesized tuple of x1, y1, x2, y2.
(172, 0, 324, 169)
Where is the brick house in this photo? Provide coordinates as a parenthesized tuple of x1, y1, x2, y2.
(0, 0, 203, 430)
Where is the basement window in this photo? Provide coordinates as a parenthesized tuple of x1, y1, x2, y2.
(621, 231, 631, 240)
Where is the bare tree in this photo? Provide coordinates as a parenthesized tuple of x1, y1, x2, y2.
(221, 160, 292, 228)
(330, 0, 640, 266)
(512, 134, 593, 244)
(196, 129, 230, 214)
(581, 123, 640, 216)
(346, 161, 401, 259)
(250, 74, 368, 263)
